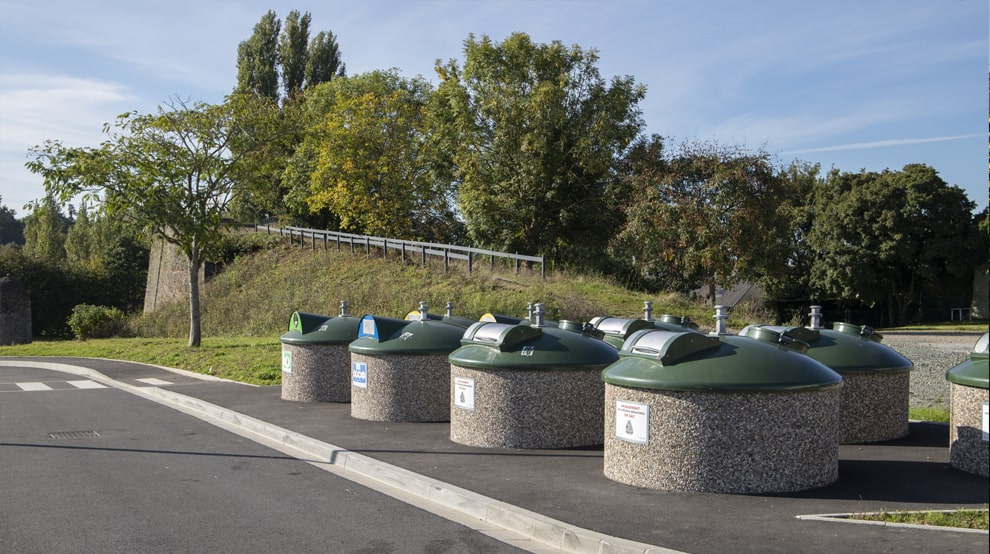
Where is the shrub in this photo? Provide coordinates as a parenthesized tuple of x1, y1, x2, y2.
(67, 304, 128, 340)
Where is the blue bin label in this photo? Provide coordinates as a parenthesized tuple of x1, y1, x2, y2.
(352, 362, 368, 389)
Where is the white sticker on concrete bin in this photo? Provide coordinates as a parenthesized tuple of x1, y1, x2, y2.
(281, 350, 292, 373)
(352, 362, 368, 389)
(983, 402, 989, 443)
(454, 377, 475, 410)
(615, 400, 649, 445)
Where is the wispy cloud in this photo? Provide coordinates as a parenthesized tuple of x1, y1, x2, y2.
(0, 74, 135, 150)
(784, 134, 984, 155)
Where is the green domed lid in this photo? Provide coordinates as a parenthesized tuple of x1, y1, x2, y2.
(480, 313, 525, 324)
(590, 317, 655, 349)
(739, 325, 811, 354)
(744, 323, 911, 374)
(448, 321, 619, 370)
(280, 311, 362, 345)
(653, 314, 700, 331)
(602, 330, 843, 392)
(946, 333, 989, 389)
(348, 314, 467, 355)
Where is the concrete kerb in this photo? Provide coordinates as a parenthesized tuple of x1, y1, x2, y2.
(1, 359, 680, 554)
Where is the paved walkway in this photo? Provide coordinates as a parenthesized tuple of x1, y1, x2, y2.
(2, 357, 987, 554)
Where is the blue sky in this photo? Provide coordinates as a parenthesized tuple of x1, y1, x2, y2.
(1, 0, 986, 215)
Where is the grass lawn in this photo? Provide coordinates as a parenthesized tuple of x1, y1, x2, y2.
(0, 337, 282, 385)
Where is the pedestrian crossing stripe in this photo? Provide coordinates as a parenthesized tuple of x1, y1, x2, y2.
(16, 382, 52, 391)
(13, 380, 109, 391)
(6, 378, 173, 392)
(68, 380, 109, 389)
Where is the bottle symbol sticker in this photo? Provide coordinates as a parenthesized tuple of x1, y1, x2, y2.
(625, 420, 634, 434)
(459, 391, 465, 403)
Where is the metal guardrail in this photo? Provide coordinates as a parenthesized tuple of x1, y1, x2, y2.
(254, 225, 545, 279)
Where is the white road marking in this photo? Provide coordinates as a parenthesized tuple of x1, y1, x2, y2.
(17, 382, 53, 391)
(135, 378, 174, 386)
(67, 380, 108, 389)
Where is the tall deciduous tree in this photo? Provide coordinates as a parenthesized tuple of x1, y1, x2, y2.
(808, 164, 977, 326)
(613, 137, 786, 300)
(279, 10, 311, 100)
(434, 33, 645, 268)
(27, 95, 280, 346)
(0, 196, 26, 245)
(293, 71, 459, 240)
(235, 10, 281, 101)
(305, 30, 346, 88)
(22, 194, 68, 265)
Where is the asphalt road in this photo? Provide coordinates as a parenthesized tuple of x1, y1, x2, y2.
(0, 365, 526, 554)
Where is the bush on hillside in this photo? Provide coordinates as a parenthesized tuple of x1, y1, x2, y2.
(68, 304, 128, 340)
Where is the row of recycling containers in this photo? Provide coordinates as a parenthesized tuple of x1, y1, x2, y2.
(280, 301, 989, 494)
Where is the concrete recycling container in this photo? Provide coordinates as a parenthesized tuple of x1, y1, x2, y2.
(740, 321, 913, 444)
(279, 305, 361, 402)
(448, 320, 619, 449)
(348, 311, 469, 422)
(946, 332, 989, 477)
(601, 328, 843, 494)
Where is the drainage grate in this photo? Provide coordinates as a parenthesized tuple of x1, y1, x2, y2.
(49, 430, 101, 440)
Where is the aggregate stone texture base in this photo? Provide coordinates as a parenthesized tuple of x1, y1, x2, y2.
(839, 371, 909, 444)
(350, 353, 450, 422)
(948, 382, 989, 477)
(280, 344, 351, 403)
(603, 384, 841, 494)
(449, 365, 604, 449)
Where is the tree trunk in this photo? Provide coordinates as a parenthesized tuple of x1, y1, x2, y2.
(187, 238, 202, 348)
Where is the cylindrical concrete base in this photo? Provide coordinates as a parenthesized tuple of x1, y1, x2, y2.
(280, 344, 351, 402)
(449, 365, 604, 449)
(948, 382, 989, 477)
(604, 384, 841, 494)
(839, 371, 910, 444)
(350, 353, 449, 422)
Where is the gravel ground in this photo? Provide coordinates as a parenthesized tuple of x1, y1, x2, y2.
(878, 330, 985, 411)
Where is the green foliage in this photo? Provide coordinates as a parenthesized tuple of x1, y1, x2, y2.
(67, 304, 127, 340)
(305, 30, 345, 88)
(26, 96, 280, 346)
(0, 196, 25, 245)
(808, 164, 977, 326)
(278, 10, 310, 99)
(22, 194, 68, 265)
(236, 10, 281, 101)
(434, 32, 646, 269)
(236, 10, 344, 104)
(614, 137, 787, 298)
(298, 71, 461, 241)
